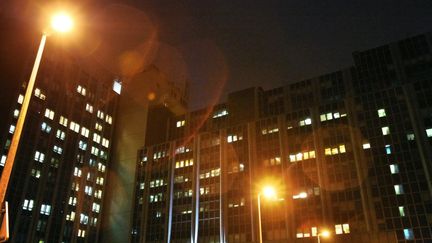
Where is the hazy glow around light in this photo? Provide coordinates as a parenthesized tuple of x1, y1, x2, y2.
(320, 230, 330, 238)
(51, 13, 73, 33)
(262, 186, 276, 199)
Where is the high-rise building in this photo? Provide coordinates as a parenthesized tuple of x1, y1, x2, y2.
(0, 48, 188, 243)
(0, 41, 120, 242)
(100, 65, 188, 243)
(130, 33, 432, 242)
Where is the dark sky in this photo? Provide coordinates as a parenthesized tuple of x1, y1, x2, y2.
(1, 0, 432, 110)
(130, 0, 432, 109)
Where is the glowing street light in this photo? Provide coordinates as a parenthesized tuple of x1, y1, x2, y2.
(257, 185, 278, 243)
(0, 11, 74, 240)
(262, 186, 277, 200)
(317, 230, 331, 243)
(51, 13, 74, 33)
(293, 191, 308, 199)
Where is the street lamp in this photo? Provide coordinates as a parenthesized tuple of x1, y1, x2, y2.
(0, 12, 74, 238)
(257, 185, 277, 243)
(317, 230, 330, 243)
(51, 13, 74, 33)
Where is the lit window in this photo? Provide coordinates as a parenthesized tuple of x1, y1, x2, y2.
(239, 163, 245, 171)
(97, 110, 105, 120)
(227, 134, 242, 143)
(362, 143, 371, 149)
(335, 224, 343, 234)
(381, 126, 390, 135)
(113, 79, 122, 94)
(213, 109, 229, 118)
(105, 115, 113, 125)
(342, 224, 350, 234)
(102, 138, 110, 148)
(59, 116, 68, 127)
(81, 127, 89, 138)
(69, 121, 80, 133)
(426, 128, 432, 137)
(390, 164, 399, 174)
(320, 114, 327, 122)
(34, 88, 46, 100)
(406, 133, 415, 141)
(289, 150, 315, 162)
(74, 167, 82, 177)
(92, 203, 100, 213)
(0, 155, 6, 167)
(335, 224, 350, 235)
(23, 199, 34, 211)
(56, 130, 65, 140)
(80, 214, 89, 225)
(41, 122, 51, 133)
(78, 229, 86, 238)
(97, 163, 106, 172)
(17, 94, 24, 104)
(40, 204, 51, 215)
(176, 120, 186, 127)
(68, 197, 77, 206)
(95, 123, 103, 131)
(404, 228, 414, 240)
(53, 145, 63, 154)
(73, 182, 79, 191)
(85, 103, 93, 113)
(299, 118, 312, 126)
(13, 109, 19, 118)
(89, 158, 96, 167)
(377, 109, 386, 117)
(66, 211, 75, 221)
(394, 184, 404, 195)
(9, 125, 15, 134)
(44, 108, 55, 120)
(399, 206, 405, 217)
(324, 145, 346, 156)
(91, 146, 99, 156)
(385, 144, 392, 154)
(77, 85, 86, 96)
(95, 189, 103, 199)
(85, 186, 93, 196)
(93, 133, 101, 144)
(34, 151, 45, 162)
(31, 169, 41, 178)
(96, 177, 104, 185)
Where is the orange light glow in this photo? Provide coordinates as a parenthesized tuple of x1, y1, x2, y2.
(320, 230, 330, 238)
(262, 186, 277, 199)
(51, 13, 73, 33)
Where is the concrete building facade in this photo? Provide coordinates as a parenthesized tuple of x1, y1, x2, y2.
(130, 33, 432, 242)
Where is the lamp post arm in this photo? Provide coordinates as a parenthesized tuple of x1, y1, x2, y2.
(0, 33, 47, 204)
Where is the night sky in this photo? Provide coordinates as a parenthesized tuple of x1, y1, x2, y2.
(1, 0, 432, 109)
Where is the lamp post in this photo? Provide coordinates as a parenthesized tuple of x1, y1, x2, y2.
(257, 186, 277, 243)
(317, 230, 330, 243)
(0, 12, 73, 229)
